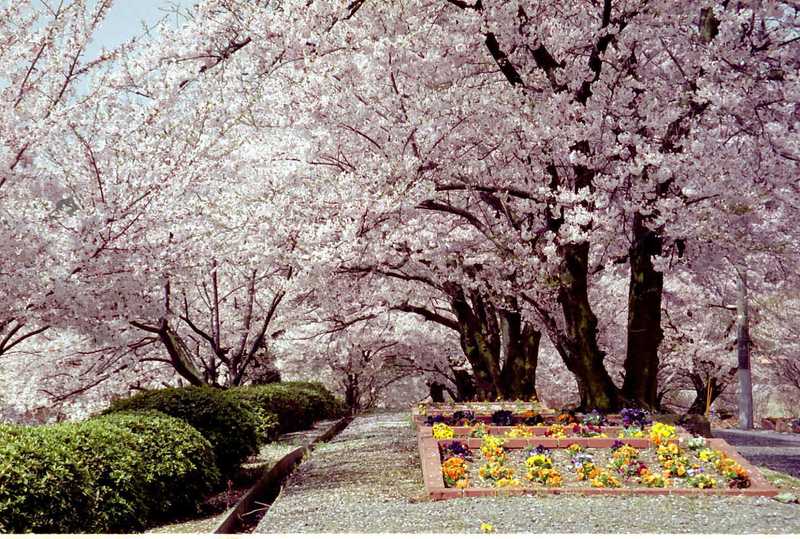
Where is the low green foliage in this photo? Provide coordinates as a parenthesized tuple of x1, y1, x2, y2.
(0, 424, 94, 533)
(230, 382, 346, 435)
(1, 380, 342, 533)
(90, 412, 220, 518)
(105, 386, 260, 475)
(0, 412, 220, 533)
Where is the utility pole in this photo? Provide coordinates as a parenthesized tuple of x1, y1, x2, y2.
(736, 268, 754, 430)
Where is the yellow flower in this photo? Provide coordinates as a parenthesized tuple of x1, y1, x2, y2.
(480, 522, 495, 534)
(432, 423, 455, 440)
(496, 478, 521, 488)
(649, 422, 677, 445)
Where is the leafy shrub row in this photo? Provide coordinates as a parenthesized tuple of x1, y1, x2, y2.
(0, 381, 345, 533)
(230, 381, 347, 435)
(105, 386, 260, 475)
(0, 412, 217, 533)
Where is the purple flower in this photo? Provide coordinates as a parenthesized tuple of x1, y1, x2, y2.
(620, 408, 651, 428)
(492, 410, 515, 426)
(441, 440, 472, 460)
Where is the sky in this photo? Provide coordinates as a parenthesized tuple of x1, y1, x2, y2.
(84, 0, 196, 59)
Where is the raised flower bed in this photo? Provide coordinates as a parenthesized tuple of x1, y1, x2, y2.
(416, 407, 778, 500)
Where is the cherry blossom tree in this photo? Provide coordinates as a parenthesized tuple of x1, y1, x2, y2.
(229, 0, 799, 410)
(4, 0, 799, 418)
(1, 0, 122, 363)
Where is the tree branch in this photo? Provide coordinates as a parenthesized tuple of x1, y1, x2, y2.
(392, 303, 459, 331)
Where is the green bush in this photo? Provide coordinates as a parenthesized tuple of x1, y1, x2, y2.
(0, 412, 220, 533)
(90, 412, 219, 519)
(251, 410, 281, 443)
(0, 424, 94, 533)
(281, 381, 348, 419)
(56, 420, 154, 532)
(230, 382, 346, 435)
(0, 420, 152, 532)
(104, 386, 259, 475)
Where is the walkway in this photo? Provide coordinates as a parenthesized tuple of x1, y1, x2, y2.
(713, 428, 800, 479)
(255, 411, 800, 534)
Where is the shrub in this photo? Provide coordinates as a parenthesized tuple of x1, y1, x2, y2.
(0, 425, 94, 533)
(104, 386, 259, 475)
(230, 382, 345, 435)
(0, 412, 221, 533)
(47, 420, 153, 532)
(89, 412, 219, 519)
(280, 381, 348, 419)
(0, 419, 156, 532)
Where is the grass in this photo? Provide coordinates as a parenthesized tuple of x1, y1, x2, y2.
(147, 512, 226, 534)
(758, 466, 800, 493)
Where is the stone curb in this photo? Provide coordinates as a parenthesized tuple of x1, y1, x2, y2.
(212, 415, 353, 534)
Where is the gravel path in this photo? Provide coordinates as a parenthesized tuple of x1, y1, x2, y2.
(256, 412, 800, 534)
(713, 429, 800, 479)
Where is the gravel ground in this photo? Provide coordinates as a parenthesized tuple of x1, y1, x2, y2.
(257, 411, 800, 534)
(713, 429, 800, 479)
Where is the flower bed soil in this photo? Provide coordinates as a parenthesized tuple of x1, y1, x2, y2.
(419, 434, 779, 500)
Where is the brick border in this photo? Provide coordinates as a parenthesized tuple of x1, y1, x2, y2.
(412, 413, 620, 426)
(419, 425, 686, 443)
(421, 434, 779, 500)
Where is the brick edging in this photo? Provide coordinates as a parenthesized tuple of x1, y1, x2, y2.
(421, 435, 780, 500)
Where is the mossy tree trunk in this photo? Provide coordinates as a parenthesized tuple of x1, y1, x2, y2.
(622, 214, 664, 409)
(499, 309, 540, 401)
(447, 285, 540, 401)
(686, 371, 732, 415)
(555, 242, 621, 412)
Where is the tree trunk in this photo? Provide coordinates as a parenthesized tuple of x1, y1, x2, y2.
(158, 321, 208, 387)
(453, 369, 477, 401)
(622, 214, 664, 409)
(499, 310, 540, 400)
(449, 287, 500, 399)
(736, 270, 754, 429)
(556, 242, 621, 411)
(428, 381, 446, 403)
(687, 373, 725, 415)
(345, 373, 360, 412)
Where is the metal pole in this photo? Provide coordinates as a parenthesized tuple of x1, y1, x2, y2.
(736, 269, 754, 430)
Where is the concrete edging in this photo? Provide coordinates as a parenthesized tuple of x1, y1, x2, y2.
(212, 415, 353, 534)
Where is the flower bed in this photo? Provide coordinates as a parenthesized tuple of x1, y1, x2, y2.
(413, 403, 654, 431)
(416, 409, 778, 500)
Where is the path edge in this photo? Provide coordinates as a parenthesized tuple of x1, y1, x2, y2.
(212, 415, 353, 534)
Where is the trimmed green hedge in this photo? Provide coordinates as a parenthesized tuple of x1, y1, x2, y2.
(0, 412, 217, 533)
(105, 386, 260, 475)
(1, 380, 344, 533)
(0, 424, 94, 533)
(90, 412, 219, 519)
(230, 381, 346, 435)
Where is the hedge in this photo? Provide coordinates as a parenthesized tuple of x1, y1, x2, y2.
(90, 412, 219, 519)
(0, 424, 95, 533)
(1, 381, 344, 533)
(230, 381, 346, 435)
(0, 412, 218, 533)
(104, 386, 260, 475)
